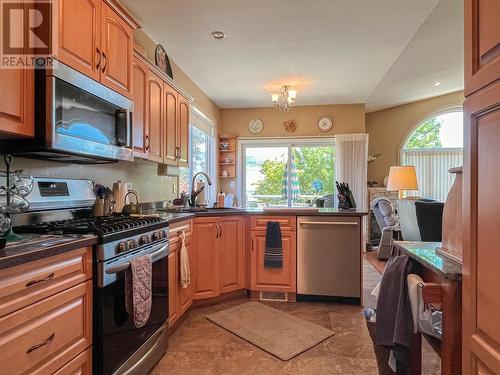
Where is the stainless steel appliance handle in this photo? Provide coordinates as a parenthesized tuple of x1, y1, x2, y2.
(105, 244, 168, 274)
(299, 221, 358, 226)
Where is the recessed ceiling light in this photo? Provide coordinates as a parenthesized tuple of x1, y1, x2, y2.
(210, 31, 225, 40)
(433, 81, 442, 86)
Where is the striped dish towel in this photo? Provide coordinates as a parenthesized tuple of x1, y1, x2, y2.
(264, 221, 283, 269)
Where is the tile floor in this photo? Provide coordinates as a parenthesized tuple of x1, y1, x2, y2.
(152, 261, 440, 375)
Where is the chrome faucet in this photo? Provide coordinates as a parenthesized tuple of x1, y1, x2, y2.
(190, 172, 212, 207)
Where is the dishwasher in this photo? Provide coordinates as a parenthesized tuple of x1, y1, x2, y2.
(297, 216, 361, 304)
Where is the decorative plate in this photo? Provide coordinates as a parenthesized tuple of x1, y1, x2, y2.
(155, 44, 173, 79)
(317, 116, 333, 132)
(248, 118, 264, 134)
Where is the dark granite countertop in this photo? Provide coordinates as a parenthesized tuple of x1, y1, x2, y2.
(393, 241, 462, 280)
(156, 207, 367, 223)
(0, 234, 97, 270)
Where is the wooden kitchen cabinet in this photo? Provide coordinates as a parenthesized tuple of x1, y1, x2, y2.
(56, 0, 138, 98)
(192, 216, 245, 300)
(168, 220, 194, 327)
(219, 216, 245, 294)
(57, 0, 101, 81)
(192, 218, 220, 300)
(53, 348, 92, 375)
(250, 230, 296, 293)
(163, 83, 178, 165)
(177, 95, 190, 167)
(147, 70, 164, 163)
(464, 0, 500, 96)
(132, 53, 149, 158)
(100, 1, 134, 97)
(0, 68, 34, 138)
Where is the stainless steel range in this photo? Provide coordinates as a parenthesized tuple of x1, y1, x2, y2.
(12, 177, 169, 375)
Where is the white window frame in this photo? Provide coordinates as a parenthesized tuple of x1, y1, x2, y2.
(237, 137, 335, 208)
(186, 106, 217, 204)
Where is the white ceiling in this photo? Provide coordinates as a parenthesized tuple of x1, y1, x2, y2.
(122, 0, 463, 111)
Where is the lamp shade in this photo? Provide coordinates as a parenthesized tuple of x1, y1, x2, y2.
(386, 166, 418, 191)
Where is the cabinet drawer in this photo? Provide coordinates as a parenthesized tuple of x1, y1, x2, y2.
(250, 216, 296, 232)
(0, 281, 92, 375)
(0, 247, 92, 318)
(53, 348, 92, 375)
(169, 219, 193, 243)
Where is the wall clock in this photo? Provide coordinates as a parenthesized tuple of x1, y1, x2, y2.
(248, 118, 264, 134)
(317, 116, 333, 132)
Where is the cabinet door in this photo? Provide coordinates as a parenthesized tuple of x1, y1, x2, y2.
(465, 0, 500, 95)
(177, 96, 190, 168)
(163, 83, 178, 165)
(53, 348, 92, 375)
(100, 2, 133, 97)
(168, 246, 179, 326)
(58, 0, 101, 81)
(219, 216, 245, 294)
(132, 55, 149, 158)
(0, 69, 34, 137)
(250, 231, 296, 293)
(178, 236, 193, 315)
(147, 70, 163, 163)
(192, 218, 219, 300)
(463, 83, 500, 375)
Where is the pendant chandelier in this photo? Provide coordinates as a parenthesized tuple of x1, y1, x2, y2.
(271, 85, 297, 112)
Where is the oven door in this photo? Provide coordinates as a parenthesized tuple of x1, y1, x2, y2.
(94, 240, 168, 375)
(50, 63, 134, 162)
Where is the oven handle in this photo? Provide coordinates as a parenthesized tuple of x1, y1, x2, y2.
(105, 244, 168, 274)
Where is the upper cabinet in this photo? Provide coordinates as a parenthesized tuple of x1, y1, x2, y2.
(465, 0, 500, 95)
(132, 51, 193, 166)
(100, 1, 134, 97)
(0, 0, 34, 138)
(57, 0, 138, 98)
(0, 63, 34, 139)
(57, 0, 101, 81)
(132, 53, 149, 158)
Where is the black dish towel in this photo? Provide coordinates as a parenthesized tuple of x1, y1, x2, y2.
(264, 222, 283, 269)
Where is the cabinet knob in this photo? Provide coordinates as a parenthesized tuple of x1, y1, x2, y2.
(102, 52, 107, 73)
(145, 135, 150, 151)
(96, 47, 101, 70)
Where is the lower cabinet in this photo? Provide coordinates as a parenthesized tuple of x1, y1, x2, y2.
(53, 347, 92, 375)
(250, 230, 296, 293)
(168, 220, 193, 327)
(192, 216, 245, 300)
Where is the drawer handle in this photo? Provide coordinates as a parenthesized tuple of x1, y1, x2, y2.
(26, 333, 55, 354)
(25, 272, 55, 287)
(299, 221, 358, 226)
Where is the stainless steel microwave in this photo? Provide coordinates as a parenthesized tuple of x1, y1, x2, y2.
(1, 62, 134, 164)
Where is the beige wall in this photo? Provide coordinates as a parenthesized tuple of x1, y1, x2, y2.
(220, 104, 365, 137)
(366, 91, 464, 185)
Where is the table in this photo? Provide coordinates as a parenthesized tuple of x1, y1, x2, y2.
(393, 241, 462, 375)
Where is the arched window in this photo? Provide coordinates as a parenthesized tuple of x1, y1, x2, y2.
(400, 109, 463, 202)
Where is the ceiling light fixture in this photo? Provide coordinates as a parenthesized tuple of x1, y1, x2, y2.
(271, 85, 297, 112)
(433, 81, 442, 86)
(210, 31, 225, 40)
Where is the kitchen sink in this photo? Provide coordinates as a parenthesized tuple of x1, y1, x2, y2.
(157, 207, 241, 213)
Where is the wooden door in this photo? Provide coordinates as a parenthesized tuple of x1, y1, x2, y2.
(58, 0, 101, 81)
(132, 54, 149, 158)
(192, 218, 219, 300)
(465, 0, 500, 96)
(0, 69, 34, 137)
(177, 96, 190, 168)
(250, 230, 296, 292)
(463, 82, 500, 375)
(178, 236, 193, 315)
(219, 216, 245, 294)
(147, 70, 163, 163)
(168, 246, 179, 326)
(100, 2, 133, 97)
(163, 83, 178, 165)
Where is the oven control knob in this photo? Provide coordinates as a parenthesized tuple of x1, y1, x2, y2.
(152, 231, 160, 241)
(127, 239, 138, 249)
(159, 230, 167, 239)
(140, 235, 150, 245)
(117, 242, 128, 253)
